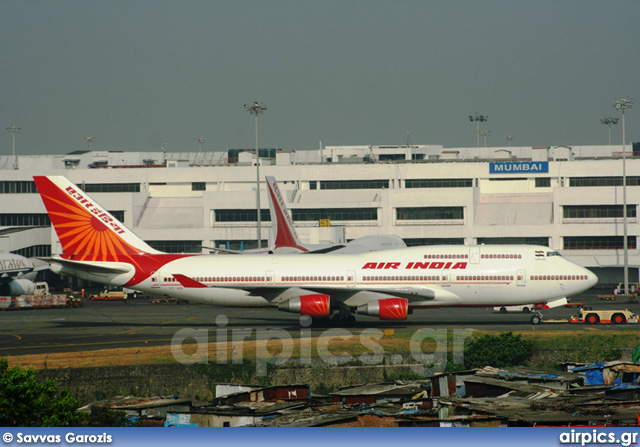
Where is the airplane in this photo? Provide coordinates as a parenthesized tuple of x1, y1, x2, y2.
(33, 175, 598, 325)
(207, 176, 407, 254)
(0, 252, 43, 296)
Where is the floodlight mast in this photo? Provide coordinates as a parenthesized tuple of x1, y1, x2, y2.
(195, 137, 206, 153)
(468, 113, 488, 148)
(244, 102, 267, 249)
(84, 135, 95, 151)
(6, 126, 21, 170)
(505, 135, 514, 147)
(480, 129, 491, 147)
(599, 117, 618, 145)
(613, 97, 633, 298)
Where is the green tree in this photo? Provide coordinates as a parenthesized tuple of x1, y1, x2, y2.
(464, 332, 533, 369)
(0, 358, 84, 426)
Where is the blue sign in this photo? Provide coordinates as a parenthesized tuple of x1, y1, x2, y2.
(490, 161, 549, 174)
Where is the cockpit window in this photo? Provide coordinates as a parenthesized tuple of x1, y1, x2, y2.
(547, 251, 562, 257)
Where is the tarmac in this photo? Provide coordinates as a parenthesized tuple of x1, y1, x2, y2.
(0, 289, 638, 357)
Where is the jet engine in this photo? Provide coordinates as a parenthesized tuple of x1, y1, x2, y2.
(356, 298, 408, 320)
(278, 294, 330, 317)
(0, 279, 36, 297)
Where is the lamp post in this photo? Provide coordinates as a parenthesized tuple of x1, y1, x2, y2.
(469, 113, 488, 148)
(194, 137, 206, 153)
(480, 130, 491, 147)
(6, 126, 21, 170)
(600, 117, 619, 145)
(244, 102, 267, 248)
(84, 136, 95, 151)
(613, 97, 633, 298)
(505, 135, 514, 147)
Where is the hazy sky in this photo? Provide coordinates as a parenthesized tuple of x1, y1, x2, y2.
(1, 0, 639, 155)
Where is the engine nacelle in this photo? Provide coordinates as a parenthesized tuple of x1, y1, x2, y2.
(357, 298, 408, 320)
(278, 294, 330, 317)
(0, 279, 36, 296)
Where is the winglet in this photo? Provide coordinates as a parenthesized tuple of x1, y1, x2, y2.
(173, 274, 208, 288)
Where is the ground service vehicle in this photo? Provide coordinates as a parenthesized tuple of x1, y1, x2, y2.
(570, 307, 638, 324)
(89, 288, 127, 300)
(0, 282, 81, 310)
(600, 283, 639, 301)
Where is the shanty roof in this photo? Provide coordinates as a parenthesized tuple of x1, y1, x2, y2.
(331, 383, 424, 397)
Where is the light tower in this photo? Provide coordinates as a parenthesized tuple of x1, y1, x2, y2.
(244, 102, 267, 248)
(84, 136, 95, 151)
(599, 117, 618, 145)
(194, 137, 206, 152)
(480, 129, 491, 147)
(613, 97, 634, 298)
(6, 126, 21, 170)
(505, 135, 514, 147)
(468, 113, 488, 148)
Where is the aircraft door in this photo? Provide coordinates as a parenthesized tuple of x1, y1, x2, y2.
(470, 247, 480, 264)
(266, 271, 275, 285)
(347, 270, 356, 287)
(151, 271, 160, 288)
(442, 271, 451, 287)
(517, 269, 526, 287)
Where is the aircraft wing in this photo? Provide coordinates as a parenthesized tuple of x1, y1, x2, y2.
(0, 266, 33, 276)
(171, 274, 435, 304)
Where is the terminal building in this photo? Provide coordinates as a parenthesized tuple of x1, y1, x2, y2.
(1, 142, 638, 286)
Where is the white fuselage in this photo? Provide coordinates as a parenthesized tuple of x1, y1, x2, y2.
(87, 245, 597, 309)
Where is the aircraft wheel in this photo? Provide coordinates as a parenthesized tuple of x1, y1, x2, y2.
(530, 315, 542, 325)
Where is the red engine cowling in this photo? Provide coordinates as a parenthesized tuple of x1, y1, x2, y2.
(356, 298, 408, 320)
(277, 294, 330, 317)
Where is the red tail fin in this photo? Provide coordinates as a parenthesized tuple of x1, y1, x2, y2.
(265, 176, 307, 251)
(33, 176, 161, 262)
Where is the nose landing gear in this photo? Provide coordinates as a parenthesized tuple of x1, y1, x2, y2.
(530, 310, 543, 325)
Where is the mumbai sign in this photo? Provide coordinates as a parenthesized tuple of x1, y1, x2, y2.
(490, 161, 549, 174)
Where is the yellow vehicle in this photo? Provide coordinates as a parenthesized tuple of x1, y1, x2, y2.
(89, 288, 127, 301)
(570, 307, 638, 324)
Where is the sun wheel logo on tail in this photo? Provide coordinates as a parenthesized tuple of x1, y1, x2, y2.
(357, 298, 409, 320)
(277, 294, 330, 317)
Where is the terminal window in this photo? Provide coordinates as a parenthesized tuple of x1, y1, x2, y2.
(0, 181, 37, 194)
(535, 178, 551, 187)
(569, 176, 640, 187)
(320, 180, 389, 190)
(563, 205, 636, 219)
(214, 209, 271, 222)
(292, 208, 378, 221)
(82, 183, 141, 193)
(396, 207, 464, 220)
(0, 213, 51, 226)
(403, 238, 465, 246)
(145, 240, 202, 253)
(563, 236, 637, 250)
(405, 179, 472, 188)
(477, 237, 550, 246)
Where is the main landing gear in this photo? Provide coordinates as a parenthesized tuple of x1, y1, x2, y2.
(310, 311, 357, 328)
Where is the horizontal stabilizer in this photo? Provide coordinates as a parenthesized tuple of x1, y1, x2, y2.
(45, 257, 132, 275)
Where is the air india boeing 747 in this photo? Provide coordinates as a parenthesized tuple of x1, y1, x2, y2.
(34, 175, 597, 324)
